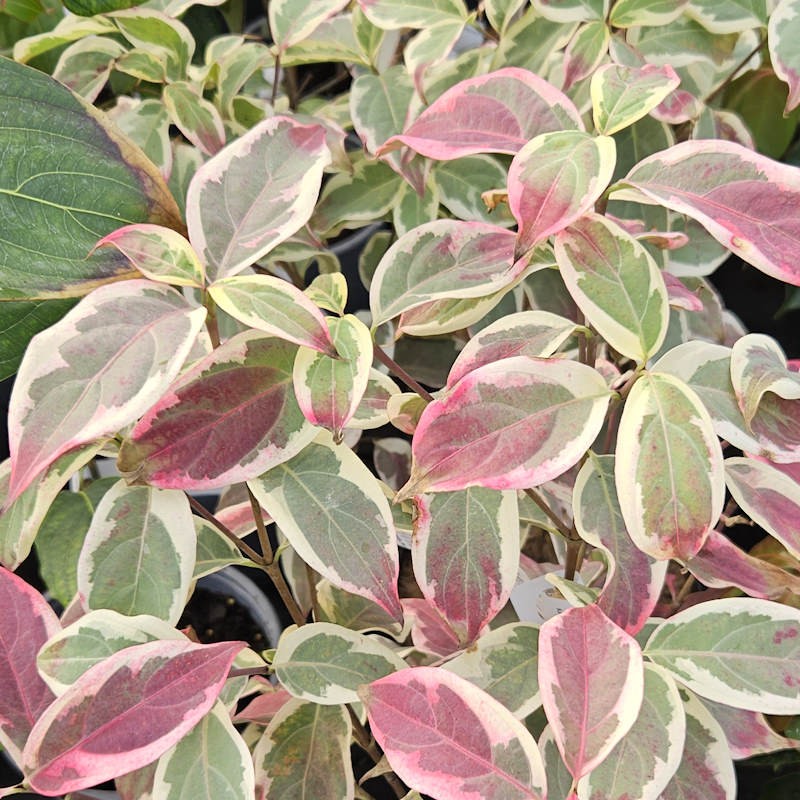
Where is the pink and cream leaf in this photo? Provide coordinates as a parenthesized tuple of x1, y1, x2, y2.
(614, 140, 800, 286)
(591, 62, 681, 135)
(292, 314, 373, 440)
(769, 0, 800, 113)
(562, 19, 610, 91)
(117, 332, 316, 490)
(396, 356, 611, 500)
(555, 213, 669, 363)
(248, 433, 403, 622)
(508, 131, 616, 259)
(724, 456, 800, 561)
(6, 280, 205, 506)
(23, 639, 245, 796)
(644, 598, 800, 713)
(94, 224, 205, 288)
(538, 604, 644, 781)
(368, 220, 517, 328)
(0, 566, 58, 765)
(208, 274, 337, 357)
(412, 487, 519, 643)
(162, 81, 226, 157)
(401, 598, 462, 657)
(361, 667, 546, 800)
(377, 67, 583, 160)
(614, 372, 725, 560)
(186, 116, 331, 283)
(573, 454, 667, 634)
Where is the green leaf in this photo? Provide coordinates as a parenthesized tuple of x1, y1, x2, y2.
(434, 155, 516, 226)
(0, 58, 182, 301)
(686, 0, 766, 33)
(52, 37, 127, 103)
(355, 0, 468, 29)
(63, 0, 138, 16)
(273, 622, 406, 704)
(163, 81, 226, 157)
(770, 0, 800, 114)
(269, 0, 349, 52)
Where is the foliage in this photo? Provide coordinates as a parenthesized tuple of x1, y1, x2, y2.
(2, 1, 800, 799)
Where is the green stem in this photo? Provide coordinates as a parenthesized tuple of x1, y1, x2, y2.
(373, 342, 435, 402)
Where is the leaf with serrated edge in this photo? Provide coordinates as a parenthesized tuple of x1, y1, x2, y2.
(23, 639, 245, 796)
(412, 488, 519, 643)
(509, 132, 616, 259)
(273, 622, 406, 704)
(0, 566, 58, 764)
(615, 372, 724, 560)
(445, 622, 541, 718)
(730, 333, 800, 426)
(724, 456, 800, 561)
(555, 213, 668, 363)
(152, 701, 254, 800)
(770, 0, 800, 113)
(209, 274, 336, 356)
(369, 220, 517, 328)
(396, 356, 611, 500)
(118, 332, 316, 490)
(447, 310, 581, 388)
(361, 667, 546, 799)
(577, 663, 685, 800)
(659, 688, 736, 800)
(644, 598, 800, 713)
(613, 140, 800, 286)
(249, 432, 402, 622)
(591, 63, 680, 135)
(77, 481, 195, 625)
(6, 280, 205, 506)
(293, 314, 372, 440)
(253, 698, 353, 800)
(95, 224, 205, 288)
(574, 453, 667, 634)
(378, 67, 583, 160)
(38, 610, 184, 695)
(538, 604, 644, 780)
(186, 116, 331, 283)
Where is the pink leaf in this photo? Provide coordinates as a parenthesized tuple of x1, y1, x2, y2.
(538, 604, 644, 780)
(118, 332, 315, 490)
(0, 567, 58, 765)
(665, 272, 704, 311)
(23, 639, 245, 796)
(361, 667, 546, 800)
(617, 140, 800, 286)
(401, 598, 463, 658)
(378, 67, 583, 160)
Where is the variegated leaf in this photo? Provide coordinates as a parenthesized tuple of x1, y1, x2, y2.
(315, 579, 404, 637)
(555, 213, 668, 363)
(533, 0, 606, 21)
(23, 639, 245, 796)
(369, 220, 517, 328)
(447, 310, 581, 388)
(52, 37, 127, 103)
(6, 281, 205, 505)
(509, 132, 616, 259)
(378, 67, 583, 160)
(397, 356, 611, 499)
(614, 140, 800, 286)
(445, 622, 541, 718)
(724, 456, 800, 561)
(269, 0, 350, 51)
(574, 454, 667, 634)
(609, 0, 688, 26)
(354, 0, 468, 28)
(163, 81, 225, 157)
(186, 116, 331, 282)
(361, 667, 547, 799)
(562, 19, 610, 91)
(349, 368, 401, 430)
(304, 273, 348, 316)
(77, 481, 195, 625)
(412, 488, 519, 643)
(253, 699, 353, 800)
(644, 598, 800, 713)
(615, 372, 725, 560)
(769, 0, 800, 113)
(273, 622, 406, 704)
(118, 332, 316, 490)
(94, 224, 205, 288)
(0, 566, 58, 765)
(686, 0, 766, 33)
(538, 604, 644, 780)
(591, 62, 681, 135)
(249, 433, 403, 621)
(209, 274, 337, 356)
(577, 663, 685, 800)
(293, 314, 373, 440)
(659, 688, 736, 800)
(402, 597, 462, 657)
(730, 333, 800, 426)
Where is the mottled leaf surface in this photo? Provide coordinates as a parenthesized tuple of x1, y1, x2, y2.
(361, 667, 546, 799)
(770, 0, 800, 113)
(538, 604, 644, 780)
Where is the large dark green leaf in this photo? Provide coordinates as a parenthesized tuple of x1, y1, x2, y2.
(0, 57, 182, 302)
